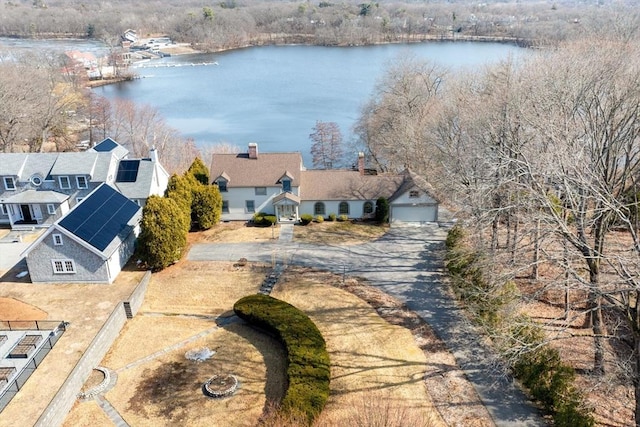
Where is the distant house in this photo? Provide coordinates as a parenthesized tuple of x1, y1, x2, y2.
(23, 184, 141, 283)
(210, 143, 441, 224)
(0, 138, 169, 230)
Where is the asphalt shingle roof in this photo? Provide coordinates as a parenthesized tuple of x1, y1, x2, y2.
(300, 170, 404, 201)
(210, 152, 304, 187)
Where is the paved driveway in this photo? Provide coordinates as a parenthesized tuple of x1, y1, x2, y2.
(188, 225, 546, 426)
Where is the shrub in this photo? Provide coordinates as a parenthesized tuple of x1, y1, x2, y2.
(253, 212, 277, 227)
(337, 214, 348, 222)
(375, 197, 389, 224)
(136, 195, 188, 270)
(234, 294, 330, 424)
(186, 157, 210, 185)
(315, 215, 324, 223)
(328, 213, 336, 221)
(191, 184, 222, 230)
(300, 214, 313, 225)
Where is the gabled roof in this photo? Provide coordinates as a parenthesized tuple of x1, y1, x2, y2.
(300, 170, 404, 201)
(0, 153, 29, 177)
(210, 152, 304, 187)
(389, 169, 441, 203)
(1, 190, 69, 204)
(45, 152, 117, 181)
(90, 138, 129, 160)
(58, 183, 140, 254)
(115, 159, 168, 200)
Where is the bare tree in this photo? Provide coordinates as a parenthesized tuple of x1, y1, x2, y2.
(309, 120, 343, 169)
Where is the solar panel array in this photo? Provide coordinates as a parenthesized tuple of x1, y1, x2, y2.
(116, 160, 140, 182)
(93, 138, 118, 152)
(59, 184, 140, 252)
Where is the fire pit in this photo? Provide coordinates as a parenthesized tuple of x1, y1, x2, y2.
(202, 374, 238, 398)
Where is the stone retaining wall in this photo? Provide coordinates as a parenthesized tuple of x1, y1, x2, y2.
(35, 270, 151, 427)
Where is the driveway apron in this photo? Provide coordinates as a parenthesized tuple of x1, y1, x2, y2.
(188, 225, 546, 426)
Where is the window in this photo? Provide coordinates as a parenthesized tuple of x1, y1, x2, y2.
(3, 177, 15, 191)
(217, 180, 227, 192)
(52, 259, 76, 274)
(222, 200, 229, 213)
(0, 204, 7, 216)
(47, 204, 56, 214)
(53, 234, 63, 246)
(363, 201, 374, 215)
(30, 174, 43, 186)
(255, 187, 267, 195)
(339, 201, 350, 215)
(282, 179, 291, 192)
(314, 202, 325, 216)
(245, 200, 255, 213)
(409, 190, 420, 198)
(59, 176, 71, 189)
(76, 176, 88, 189)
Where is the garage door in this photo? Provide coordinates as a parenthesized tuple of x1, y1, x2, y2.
(391, 205, 437, 223)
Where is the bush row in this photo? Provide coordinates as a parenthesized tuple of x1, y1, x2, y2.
(252, 212, 277, 227)
(299, 213, 351, 225)
(233, 294, 330, 425)
(444, 225, 594, 427)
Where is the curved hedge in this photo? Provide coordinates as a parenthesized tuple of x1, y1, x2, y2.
(233, 294, 330, 424)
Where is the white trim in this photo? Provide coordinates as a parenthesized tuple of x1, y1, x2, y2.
(47, 204, 56, 214)
(245, 200, 255, 213)
(53, 234, 63, 246)
(51, 259, 76, 274)
(76, 176, 88, 189)
(58, 176, 71, 189)
(0, 204, 7, 215)
(3, 177, 15, 191)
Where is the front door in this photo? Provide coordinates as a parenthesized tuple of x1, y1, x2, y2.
(20, 205, 33, 222)
(278, 205, 295, 220)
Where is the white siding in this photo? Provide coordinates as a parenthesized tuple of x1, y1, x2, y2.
(222, 186, 300, 220)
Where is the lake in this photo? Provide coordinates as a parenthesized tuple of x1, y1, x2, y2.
(9, 40, 522, 162)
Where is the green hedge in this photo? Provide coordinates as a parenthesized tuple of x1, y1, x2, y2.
(233, 294, 330, 425)
(300, 214, 313, 225)
(445, 225, 594, 427)
(253, 212, 277, 227)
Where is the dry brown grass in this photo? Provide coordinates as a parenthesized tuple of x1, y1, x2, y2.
(193, 221, 279, 243)
(293, 221, 387, 245)
(0, 268, 145, 427)
(65, 258, 476, 427)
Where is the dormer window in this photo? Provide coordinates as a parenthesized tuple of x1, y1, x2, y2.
(59, 176, 71, 189)
(3, 177, 15, 191)
(76, 176, 88, 189)
(217, 179, 227, 192)
(282, 179, 291, 193)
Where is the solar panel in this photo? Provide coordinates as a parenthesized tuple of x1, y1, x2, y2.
(93, 138, 118, 152)
(116, 160, 140, 182)
(59, 184, 140, 252)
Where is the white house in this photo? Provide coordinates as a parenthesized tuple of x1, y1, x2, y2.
(210, 143, 441, 224)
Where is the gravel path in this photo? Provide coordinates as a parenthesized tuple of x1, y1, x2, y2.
(188, 225, 546, 426)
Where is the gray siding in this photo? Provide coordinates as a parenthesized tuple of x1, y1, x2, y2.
(26, 232, 109, 283)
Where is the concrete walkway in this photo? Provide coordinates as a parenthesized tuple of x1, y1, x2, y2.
(188, 225, 546, 426)
(278, 223, 294, 242)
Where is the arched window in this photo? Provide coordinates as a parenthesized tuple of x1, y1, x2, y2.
(314, 202, 325, 215)
(339, 201, 349, 215)
(363, 201, 374, 215)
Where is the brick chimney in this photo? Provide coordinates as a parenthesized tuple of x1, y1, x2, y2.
(358, 152, 365, 175)
(248, 142, 258, 159)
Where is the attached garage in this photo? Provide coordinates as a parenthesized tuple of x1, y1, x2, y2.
(390, 204, 438, 224)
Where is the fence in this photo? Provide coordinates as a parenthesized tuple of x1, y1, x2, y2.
(0, 321, 66, 413)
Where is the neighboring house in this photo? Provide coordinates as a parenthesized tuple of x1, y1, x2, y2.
(0, 138, 169, 229)
(23, 183, 141, 284)
(210, 143, 441, 224)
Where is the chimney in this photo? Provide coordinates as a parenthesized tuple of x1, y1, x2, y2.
(358, 152, 365, 175)
(149, 146, 159, 162)
(248, 142, 258, 159)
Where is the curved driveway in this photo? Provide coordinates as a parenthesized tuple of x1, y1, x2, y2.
(188, 225, 545, 426)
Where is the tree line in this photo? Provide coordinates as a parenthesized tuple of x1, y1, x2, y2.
(356, 32, 640, 425)
(0, 0, 636, 49)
